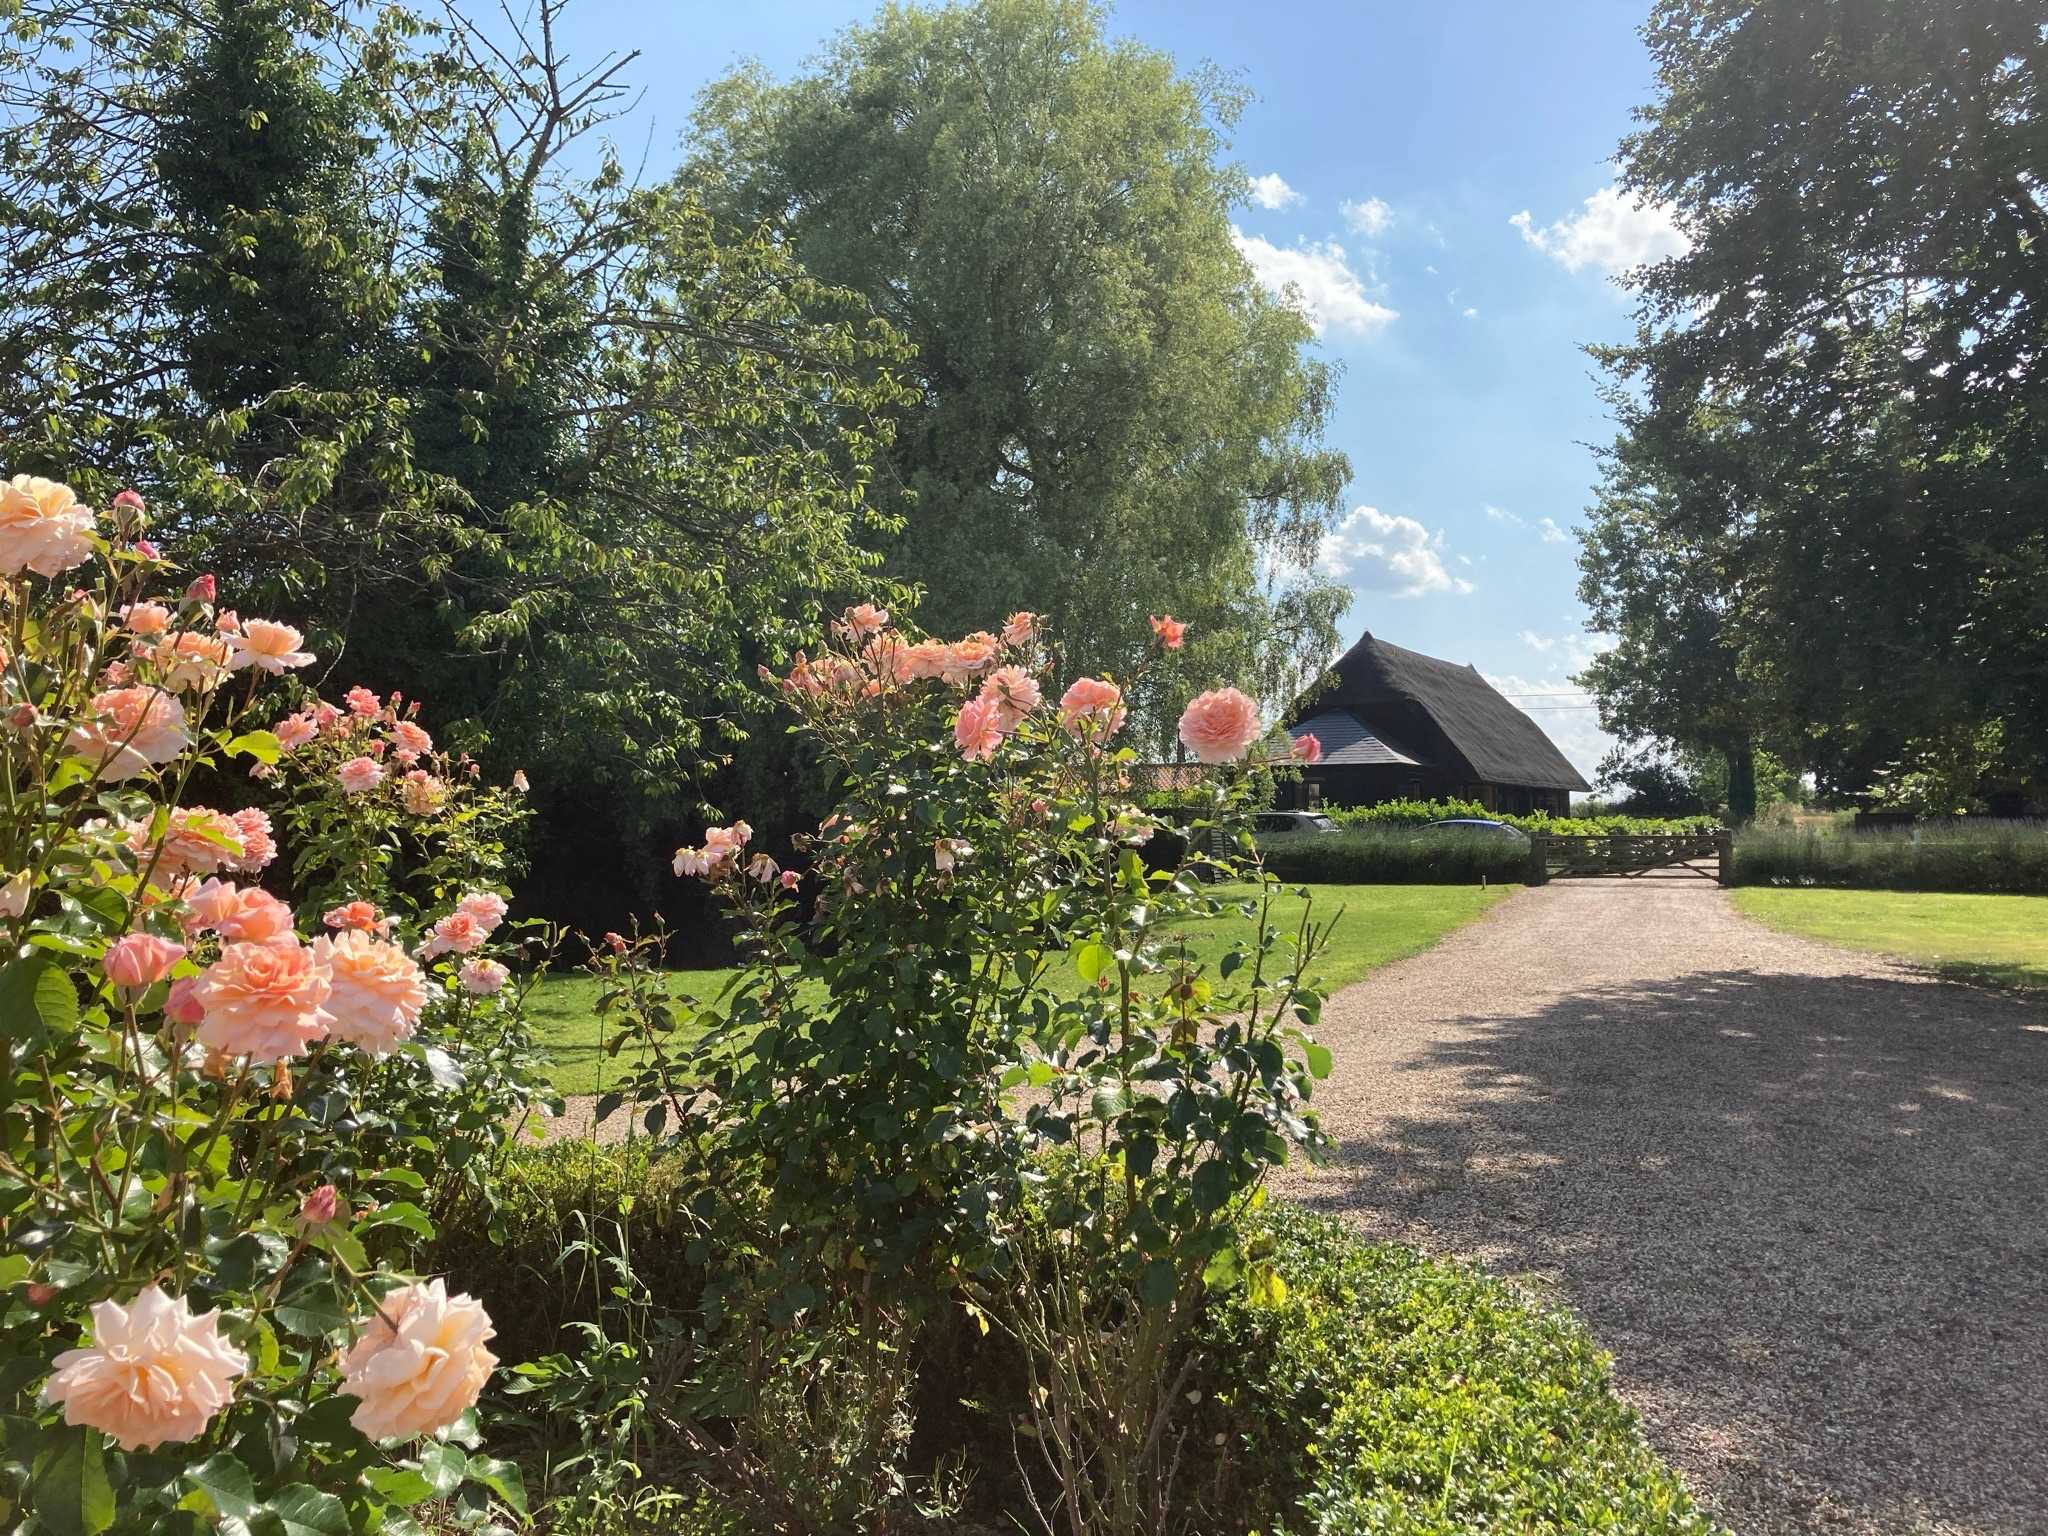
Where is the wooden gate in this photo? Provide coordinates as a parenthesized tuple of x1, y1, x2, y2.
(1525, 830, 1731, 885)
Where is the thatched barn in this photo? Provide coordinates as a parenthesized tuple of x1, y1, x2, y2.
(1283, 633, 1588, 815)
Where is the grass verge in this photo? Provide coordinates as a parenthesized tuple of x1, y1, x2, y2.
(1730, 887, 2048, 991)
(528, 881, 1515, 1095)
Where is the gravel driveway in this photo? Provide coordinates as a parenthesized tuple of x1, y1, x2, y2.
(1273, 876, 2048, 1536)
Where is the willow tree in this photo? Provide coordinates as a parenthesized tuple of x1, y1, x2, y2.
(688, 0, 1352, 743)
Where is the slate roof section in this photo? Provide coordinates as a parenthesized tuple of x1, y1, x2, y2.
(1329, 633, 1591, 791)
(1286, 709, 1425, 767)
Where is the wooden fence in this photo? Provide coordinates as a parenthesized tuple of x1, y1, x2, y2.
(1525, 830, 1732, 886)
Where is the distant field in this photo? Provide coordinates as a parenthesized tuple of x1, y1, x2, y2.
(1730, 888, 2048, 992)
(528, 881, 1514, 1094)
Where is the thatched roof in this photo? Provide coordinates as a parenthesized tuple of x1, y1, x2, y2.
(1314, 633, 1590, 791)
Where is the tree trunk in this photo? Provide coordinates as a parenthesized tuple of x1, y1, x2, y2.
(1724, 738, 1757, 825)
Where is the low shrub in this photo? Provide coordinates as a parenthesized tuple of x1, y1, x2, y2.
(1733, 820, 2048, 894)
(1193, 1205, 1723, 1535)
(1325, 798, 1717, 837)
(1257, 826, 1529, 885)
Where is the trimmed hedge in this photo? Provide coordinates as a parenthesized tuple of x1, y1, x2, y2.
(1326, 797, 1718, 837)
(1257, 826, 1528, 885)
(1197, 1204, 1723, 1535)
(1733, 821, 2048, 895)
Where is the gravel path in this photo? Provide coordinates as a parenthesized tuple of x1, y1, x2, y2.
(1273, 877, 2048, 1536)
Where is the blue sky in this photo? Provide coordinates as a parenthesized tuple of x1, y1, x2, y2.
(550, 0, 1679, 778)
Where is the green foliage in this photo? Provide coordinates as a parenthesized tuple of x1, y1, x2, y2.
(1193, 1204, 1724, 1535)
(1321, 798, 1716, 837)
(1591, 0, 2048, 800)
(1257, 828, 1530, 886)
(1732, 821, 2048, 896)
(689, 0, 1354, 742)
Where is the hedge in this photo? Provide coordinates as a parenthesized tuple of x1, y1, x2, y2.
(1732, 821, 2048, 895)
(1196, 1204, 1723, 1535)
(1325, 797, 1718, 837)
(1256, 826, 1528, 885)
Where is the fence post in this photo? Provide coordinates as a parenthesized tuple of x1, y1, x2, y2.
(1715, 828, 1734, 886)
(1526, 833, 1550, 887)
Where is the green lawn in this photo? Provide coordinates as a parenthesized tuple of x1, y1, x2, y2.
(529, 882, 1514, 1095)
(1731, 888, 2048, 992)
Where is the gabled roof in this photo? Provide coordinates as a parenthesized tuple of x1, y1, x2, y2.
(1287, 709, 1425, 767)
(1315, 633, 1590, 791)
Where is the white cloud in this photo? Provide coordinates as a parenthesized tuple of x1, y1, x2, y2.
(1485, 505, 1524, 527)
(1483, 671, 1615, 783)
(1461, 306, 1479, 319)
(1233, 230, 1397, 337)
(1537, 516, 1569, 544)
(1519, 630, 1555, 653)
(1509, 183, 1689, 278)
(1249, 172, 1303, 210)
(1319, 506, 1472, 598)
(1339, 196, 1393, 236)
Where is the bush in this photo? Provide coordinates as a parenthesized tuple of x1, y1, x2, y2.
(1325, 798, 1717, 837)
(1193, 1205, 1722, 1535)
(1733, 820, 2048, 894)
(1257, 826, 1530, 885)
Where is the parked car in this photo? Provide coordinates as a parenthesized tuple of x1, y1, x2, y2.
(1420, 817, 1530, 844)
(1253, 810, 1341, 836)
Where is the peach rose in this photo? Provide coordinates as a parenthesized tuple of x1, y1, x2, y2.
(1293, 731, 1323, 765)
(314, 931, 429, 1056)
(216, 888, 294, 946)
(164, 975, 206, 1027)
(0, 474, 96, 578)
(457, 958, 509, 995)
(65, 686, 188, 780)
(229, 808, 277, 872)
(1057, 677, 1126, 740)
(194, 940, 332, 1062)
(953, 694, 1005, 761)
(275, 711, 318, 751)
(122, 602, 172, 637)
(978, 665, 1041, 729)
(902, 639, 952, 680)
(510, 769, 530, 793)
(840, 602, 889, 637)
(398, 769, 446, 816)
(336, 756, 384, 794)
(323, 900, 390, 936)
(0, 869, 29, 918)
(224, 618, 315, 674)
(389, 720, 432, 761)
(940, 632, 999, 687)
(419, 908, 485, 959)
(1149, 613, 1187, 650)
(1177, 686, 1263, 764)
(339, 1280, 497, 1440)
(152, 631, 232, 692)
(344, 686, 381, 717)
(456, 891, 509, 932)
(862, 632, 910, 685)
(126, 807, 245, 881)
(1001, 611, 1038, 646)
(933, 837, 971, 872)
(42, 1286, 248, 1450)
(102, 933, 186, 992)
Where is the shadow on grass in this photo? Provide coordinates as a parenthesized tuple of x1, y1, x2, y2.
(1301, 967, 2048, 1534)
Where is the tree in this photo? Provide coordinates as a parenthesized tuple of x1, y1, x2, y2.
(687, 0, 1352, 743)
(1592, 0, 2048, 801)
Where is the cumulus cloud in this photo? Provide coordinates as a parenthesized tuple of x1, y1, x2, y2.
(1509, 184, 1689, 278)
(1319, 506, 1472, 598)
(1339, 196, 1393, 236)
(1248, 172, 1304, 210)
(1233, 231, 1397, 336)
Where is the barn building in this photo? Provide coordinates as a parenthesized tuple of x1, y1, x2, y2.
(1283, 633, 1589, 815)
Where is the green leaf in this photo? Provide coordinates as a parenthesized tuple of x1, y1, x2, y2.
(418, 1441, 467, 1496)
(1139, 1257, 1176, 1308)
(1190, 1158, 1233, 1213)
(31, 1427, 114, 1536)
(463, 1457, 527, 1518)
(274, 1276, 347, 1339)
(223, 730, 283, 764)
(1071, 941, 1113, 985)
(259, 1484, 348, 1536)
(1303, 1041, 1333, 1080)
(186, 1454, 256, 1521)
(0, 954, 78, 1041)
(362, 1467, 434, 1505)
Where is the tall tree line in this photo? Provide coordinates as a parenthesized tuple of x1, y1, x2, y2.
(1577, 0, 2046, 817)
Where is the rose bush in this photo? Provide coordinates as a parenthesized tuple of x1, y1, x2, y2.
(605, 603, 1337, 1532)
(0, 472, 536, 1534)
